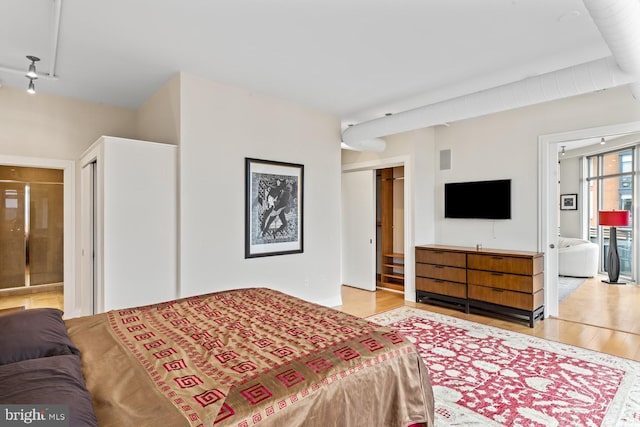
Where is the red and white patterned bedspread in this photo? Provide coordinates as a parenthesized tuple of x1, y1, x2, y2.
(66, 288, 434, 427)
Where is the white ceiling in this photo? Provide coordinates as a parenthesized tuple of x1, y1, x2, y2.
(0, 0, 614, 126)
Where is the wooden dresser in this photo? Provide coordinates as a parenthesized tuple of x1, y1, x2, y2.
(415, 245, 544, 327)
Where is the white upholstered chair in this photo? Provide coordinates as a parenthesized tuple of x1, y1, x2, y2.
(558, 237, 599, 278)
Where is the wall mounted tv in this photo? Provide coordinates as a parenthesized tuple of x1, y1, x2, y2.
(444, 179, 511, 220)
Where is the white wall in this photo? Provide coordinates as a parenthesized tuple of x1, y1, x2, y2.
(559, 157, 581, 238)
(433, 87, 640, 252)
(137, 75, 181, 145)
(0, 86, 137, 159)
(434, 117, 540, 250)
(179, 74, 342, 306)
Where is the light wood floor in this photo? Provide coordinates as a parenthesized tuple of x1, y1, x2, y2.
(338, 281, 640, 362)
(3, 280, 640, 362)
(557, 275, 640, 334)
(0, 289, 63, 311)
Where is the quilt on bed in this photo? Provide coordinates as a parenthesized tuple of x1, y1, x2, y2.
(65, 288, 434, 426)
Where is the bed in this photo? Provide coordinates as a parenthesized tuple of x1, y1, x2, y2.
(1, 288, 434, 426)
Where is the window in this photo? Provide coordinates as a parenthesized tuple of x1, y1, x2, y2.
(586, 148, 634, 278)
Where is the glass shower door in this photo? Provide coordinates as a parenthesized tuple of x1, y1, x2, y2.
(0, 183, 26, 289)
(29, 183, 64, 285)
(0, 165, 64, 290)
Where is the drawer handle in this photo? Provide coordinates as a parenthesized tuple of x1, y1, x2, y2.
(491, 272, 503, 277)
(491, 256, 504, 260)
(492, 288, 505, 292)
(434, 265, 445, 269)
(434, 279, 445, 283)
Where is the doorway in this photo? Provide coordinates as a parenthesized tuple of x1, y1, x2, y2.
(341, 156, 413, 301)
(540, 120, 640, 318)
(0, 165, 64, 300)
(376, 167, 405, 293)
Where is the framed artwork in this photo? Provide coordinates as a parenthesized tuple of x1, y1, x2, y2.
(560, 193, 578, 210)
(245, 158, 304, 258)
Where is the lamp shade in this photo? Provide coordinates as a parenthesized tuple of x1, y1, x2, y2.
(598, 210, 630, 227)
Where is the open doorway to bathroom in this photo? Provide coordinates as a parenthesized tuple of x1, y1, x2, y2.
(0, 165, 64, 313)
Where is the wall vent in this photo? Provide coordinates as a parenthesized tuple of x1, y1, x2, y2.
(440, 149, 451, 170)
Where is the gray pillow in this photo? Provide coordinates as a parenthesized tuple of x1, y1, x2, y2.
(0, 308, 79, 365)
(0, 354, 98, 427)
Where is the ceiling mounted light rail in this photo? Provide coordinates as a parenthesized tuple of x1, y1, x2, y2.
(0, 0, 62, 83)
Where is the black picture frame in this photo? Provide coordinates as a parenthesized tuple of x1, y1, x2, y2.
(245, 158, 304, 258)
(560, 193, 578, 210)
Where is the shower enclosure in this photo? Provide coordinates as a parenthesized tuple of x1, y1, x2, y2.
(0, 166, 63, 290)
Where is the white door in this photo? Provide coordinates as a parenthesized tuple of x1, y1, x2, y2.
(541, 140, 559, 316)
(341, 170, 376, 291)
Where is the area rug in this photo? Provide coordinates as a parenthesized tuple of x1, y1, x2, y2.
(558, 276, 586, 302)
(368, 307, 640, 426)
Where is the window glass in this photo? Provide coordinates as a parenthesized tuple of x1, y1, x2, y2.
(586, 148, 634, 279)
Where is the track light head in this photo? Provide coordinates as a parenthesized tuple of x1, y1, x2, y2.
(27, 78, 36, 95)
(561, 145, 566, 156)
(27, 63, 37, 78)
(26, 55, 40, 79)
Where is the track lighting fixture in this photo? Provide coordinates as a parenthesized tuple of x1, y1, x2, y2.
(26, 55, 40, 78)
(27, 78, 36, 95)
(600, 137, 606, 145)
(561, 145, 566, 156)
(25, 55, 40, 94)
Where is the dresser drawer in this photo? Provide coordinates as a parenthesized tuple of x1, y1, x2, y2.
(468, 284, 544, 311)
(467, 254, 542, 275)
(467, 270, 543, 293)
(416, 277, 466, 298)
(416, 263, 466, 283)
(416, 249, 466, 268)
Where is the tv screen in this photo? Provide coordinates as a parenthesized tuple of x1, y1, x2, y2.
(444, 179, 511, 220)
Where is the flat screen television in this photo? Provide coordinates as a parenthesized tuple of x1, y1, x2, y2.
(444, 179, 511, 220)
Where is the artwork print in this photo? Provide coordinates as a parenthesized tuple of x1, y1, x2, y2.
(245, 158, 303, 258)
(560, 194, 577, 210)
(253, 174, 298, 242)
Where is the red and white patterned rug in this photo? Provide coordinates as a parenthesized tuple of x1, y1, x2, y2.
(368, 307, 640, 427)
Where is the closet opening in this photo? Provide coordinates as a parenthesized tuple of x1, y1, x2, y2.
(376, 166, 405, 294)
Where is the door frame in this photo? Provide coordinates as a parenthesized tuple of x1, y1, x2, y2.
(342, 155, 414, 300)
(0, 155, 76, 316)
(539, 120, 640, 317)
(80, 142, 104, 315)
(80, 161, 97, 314)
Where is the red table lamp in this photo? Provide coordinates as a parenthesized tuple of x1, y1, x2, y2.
(598, 210, 630, 284)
